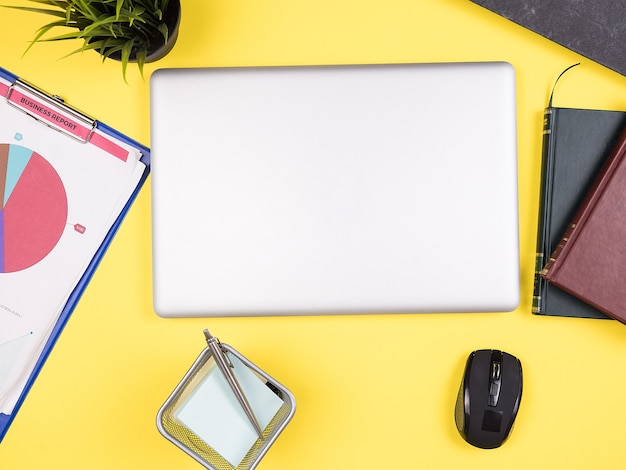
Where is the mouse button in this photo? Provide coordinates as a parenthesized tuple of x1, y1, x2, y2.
(488, 382, 501, 407)
(467, 371, 490, 408)
(501, 354, 523, 390)
(498, 355, 523, 419)
(468, 350, 491, 378)
(481, 408, 504, 433)
(468, 409, 507, 449)
(469, 351, 494, 390)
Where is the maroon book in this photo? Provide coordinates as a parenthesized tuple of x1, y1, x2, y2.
(541, 125, 626, 323)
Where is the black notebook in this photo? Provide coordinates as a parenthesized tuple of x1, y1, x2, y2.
(471, 0, 626, 77)
(534, 105, 626, 318)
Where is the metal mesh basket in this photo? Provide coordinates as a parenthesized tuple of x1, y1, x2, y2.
(157, 344, 295, 470)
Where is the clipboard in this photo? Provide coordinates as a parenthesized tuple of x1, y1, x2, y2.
(0, 66, 150, 442)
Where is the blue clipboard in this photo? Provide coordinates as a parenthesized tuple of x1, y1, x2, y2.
(0, 66, 150, 442)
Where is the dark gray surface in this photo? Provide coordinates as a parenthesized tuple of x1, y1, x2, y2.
(472, 0, 626, 76)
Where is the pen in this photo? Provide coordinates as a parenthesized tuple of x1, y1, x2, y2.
(203, 329, 265, 440)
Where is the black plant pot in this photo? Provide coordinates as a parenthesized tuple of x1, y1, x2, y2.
(104, 0, 181, 63)
(145, 0, 181, 62)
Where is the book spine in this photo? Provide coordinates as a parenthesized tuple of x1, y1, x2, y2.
(541, 125, 626, 280)
(532, 107, 557, 314)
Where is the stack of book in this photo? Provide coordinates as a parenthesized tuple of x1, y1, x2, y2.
(534, 69, 626, 323)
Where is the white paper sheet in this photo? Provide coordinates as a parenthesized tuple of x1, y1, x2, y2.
(0, 78, 145, 414)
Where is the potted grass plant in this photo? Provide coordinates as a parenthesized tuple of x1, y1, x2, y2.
(4, 0, 181, 80)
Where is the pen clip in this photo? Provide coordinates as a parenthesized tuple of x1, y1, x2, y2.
(5, 79, 96, 144)
(209, 334, 234, 368)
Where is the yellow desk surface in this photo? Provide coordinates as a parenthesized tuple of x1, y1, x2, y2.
(2, 1, 626, 468)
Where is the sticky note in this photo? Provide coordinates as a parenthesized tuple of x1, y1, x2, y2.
(174, 353, 284, 467)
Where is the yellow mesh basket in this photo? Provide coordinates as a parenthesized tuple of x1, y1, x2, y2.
(157, 343, 295, 470)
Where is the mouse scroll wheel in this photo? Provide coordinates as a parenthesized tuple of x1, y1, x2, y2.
(491, 361, 501, 380)
(488, 361, 502, 407)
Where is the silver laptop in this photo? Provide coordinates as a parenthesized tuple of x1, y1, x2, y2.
(150, 62, 520, 317)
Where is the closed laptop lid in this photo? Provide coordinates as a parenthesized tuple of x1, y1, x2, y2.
(150, 62, 520, 317)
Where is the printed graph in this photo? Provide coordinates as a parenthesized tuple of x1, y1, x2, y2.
(0, 143, 68, 272)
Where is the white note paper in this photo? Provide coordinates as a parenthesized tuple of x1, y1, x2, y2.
(175, 353, 284, 467)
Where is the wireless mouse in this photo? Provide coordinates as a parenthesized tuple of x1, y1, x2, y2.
(454, 349, 522, 449)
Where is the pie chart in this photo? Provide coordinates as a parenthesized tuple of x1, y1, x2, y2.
(0, 143, 68, 273)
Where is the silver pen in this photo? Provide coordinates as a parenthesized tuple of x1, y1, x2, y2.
(203, 329, 265, 440)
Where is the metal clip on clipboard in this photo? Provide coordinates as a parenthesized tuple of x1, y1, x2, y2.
(5, 79, 96, 144)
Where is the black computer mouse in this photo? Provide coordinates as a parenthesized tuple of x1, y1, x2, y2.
(454, 349, 522, 449)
